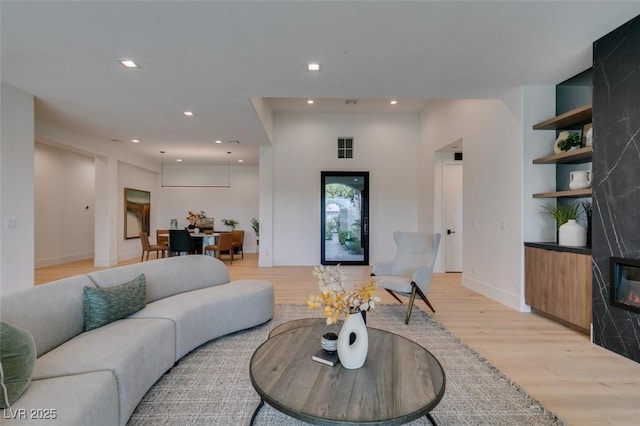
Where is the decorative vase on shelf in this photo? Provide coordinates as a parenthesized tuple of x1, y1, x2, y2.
(337, 312, 368, 369)
(170, 219, 178, 230)
(559, 219, 587, 247)
(569, 170, 592, 190)
(553, 131, 570, 154)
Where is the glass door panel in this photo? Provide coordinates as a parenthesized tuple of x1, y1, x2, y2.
(321, 171, 369, 265)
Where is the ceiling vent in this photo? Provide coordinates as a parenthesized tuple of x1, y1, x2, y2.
(109, 139, 123, 143)
(345, 99, 358, 105)
(227, 140, 240, 144)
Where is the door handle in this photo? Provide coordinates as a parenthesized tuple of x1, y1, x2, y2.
(363, 217, 369, 236)
(447, 229, 456, 235)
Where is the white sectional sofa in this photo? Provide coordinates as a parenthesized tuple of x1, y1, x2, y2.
(0, 255, 274, 425)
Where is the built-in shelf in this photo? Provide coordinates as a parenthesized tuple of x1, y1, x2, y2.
(533, 188, 592, 198)
(532, 104, 592, 130)
(533, 146, 593, 164)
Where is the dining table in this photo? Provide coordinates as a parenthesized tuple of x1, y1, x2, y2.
(159, 232, 220, 255)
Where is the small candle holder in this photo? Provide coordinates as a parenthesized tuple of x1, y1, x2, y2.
(320, 332, 338, 353)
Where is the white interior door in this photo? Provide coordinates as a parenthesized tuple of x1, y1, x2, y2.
(444, 163, 463, 272)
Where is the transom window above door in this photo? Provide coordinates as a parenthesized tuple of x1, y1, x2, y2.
(337, 137, 353, 159)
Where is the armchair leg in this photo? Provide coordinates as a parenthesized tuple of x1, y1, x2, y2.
(414, 285, 436, 313)
(405, 285, 418, 324)
(385, 288, 405, 304)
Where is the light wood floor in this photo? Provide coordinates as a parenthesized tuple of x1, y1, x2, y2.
(35, 254, 640, 425)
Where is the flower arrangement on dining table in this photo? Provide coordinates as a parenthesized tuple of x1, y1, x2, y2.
(306, 265, 381, 325)
(186, 210, 207, 226)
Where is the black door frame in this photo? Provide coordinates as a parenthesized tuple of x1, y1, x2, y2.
(320, 171, 369, 265)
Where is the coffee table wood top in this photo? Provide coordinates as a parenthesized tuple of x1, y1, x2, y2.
(250, 319, 446, 425)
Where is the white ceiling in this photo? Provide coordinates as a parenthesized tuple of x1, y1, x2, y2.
(2, 1, 639, 166)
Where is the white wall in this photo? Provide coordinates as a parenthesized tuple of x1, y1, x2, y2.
(272, 112, 420, 265)
(522, 86, 557, 243)
(419, 92, 526, 310)
(157, 165, 260, 254)
(34, 142, 95, 267)
(0, 83, 35, 294)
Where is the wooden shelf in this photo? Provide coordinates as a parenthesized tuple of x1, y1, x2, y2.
(533, 146, 593, 164)
(533, 104, 592, 130)
(533, 188, 592, 198)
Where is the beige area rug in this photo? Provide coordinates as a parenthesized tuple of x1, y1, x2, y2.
(128, 304, 564, 425)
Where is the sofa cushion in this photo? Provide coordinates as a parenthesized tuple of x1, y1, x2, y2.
(32, 318, 175, 426)
(83, 273, 146, 331)
(0, 275, 95, 357)
(87, 255, 230, 302)
(132, 279, 274, 358)
(0, 322, 36, 408)
(2, 372, 118, 426)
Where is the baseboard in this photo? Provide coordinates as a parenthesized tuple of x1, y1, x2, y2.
(461, 275, 521, 311)
(119, 249, 141, 263)
(35, 252, 94, 268)
(94, 256, 119, 267)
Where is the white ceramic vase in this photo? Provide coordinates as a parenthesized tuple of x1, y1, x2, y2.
(569, 170, 592, 190)
(337, 312, 368, 369)
(554, 131, 570, 154)
(559, 219, 586, 247)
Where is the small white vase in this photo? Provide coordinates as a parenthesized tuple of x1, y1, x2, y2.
(559, 219, 586, 247)
(337, 312, 368, 369)
(569, 170, 592, 190)
(554, 131, 570, 154)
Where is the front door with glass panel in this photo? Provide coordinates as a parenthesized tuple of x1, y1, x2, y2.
(321, 171, 369, 265)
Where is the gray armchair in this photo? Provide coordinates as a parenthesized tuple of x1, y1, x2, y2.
(371, 231, 441, 324)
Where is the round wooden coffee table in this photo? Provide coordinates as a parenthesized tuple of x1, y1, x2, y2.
(250, 319, 446, 425)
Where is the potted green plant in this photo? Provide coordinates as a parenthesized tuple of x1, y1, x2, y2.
(221, 218, 239, 230)
(250, 218, 259, 246)
(581, 201, 592, 247)
(557, 132, 582, 152)
(542, 202, 583, 244)
(542, 202, 581, 230)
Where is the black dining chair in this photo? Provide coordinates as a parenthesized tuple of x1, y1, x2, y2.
(168, 229, 196, 256)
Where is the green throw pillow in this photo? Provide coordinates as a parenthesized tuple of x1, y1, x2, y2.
(0, 322, 36, 408)
(83, 273, 147, 331)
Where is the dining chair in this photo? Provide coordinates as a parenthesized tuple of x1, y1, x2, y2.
(204, 232, 234, 264)
(168, 229, 196, 256)
(140, 232, 168, 261)
(371, 231, 441, 324)
(231, 229, 245, 259)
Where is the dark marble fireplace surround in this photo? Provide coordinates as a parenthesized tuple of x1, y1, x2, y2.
(592, 15, 640, 363)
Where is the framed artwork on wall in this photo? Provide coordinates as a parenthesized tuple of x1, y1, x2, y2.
(124, 188, 150, 239)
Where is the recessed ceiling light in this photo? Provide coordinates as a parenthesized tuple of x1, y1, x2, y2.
(131, 139, 140, 143)
(307, 99, 314, 104)
(238, 159, 244, 163)
(390, 100, 398, 105)
(176, 159, 183, 162)
(215, 140, 222, 144)
(307, 63, 321, 71)
(183, 111, 194, 116)
(119, 60, 140, 68)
